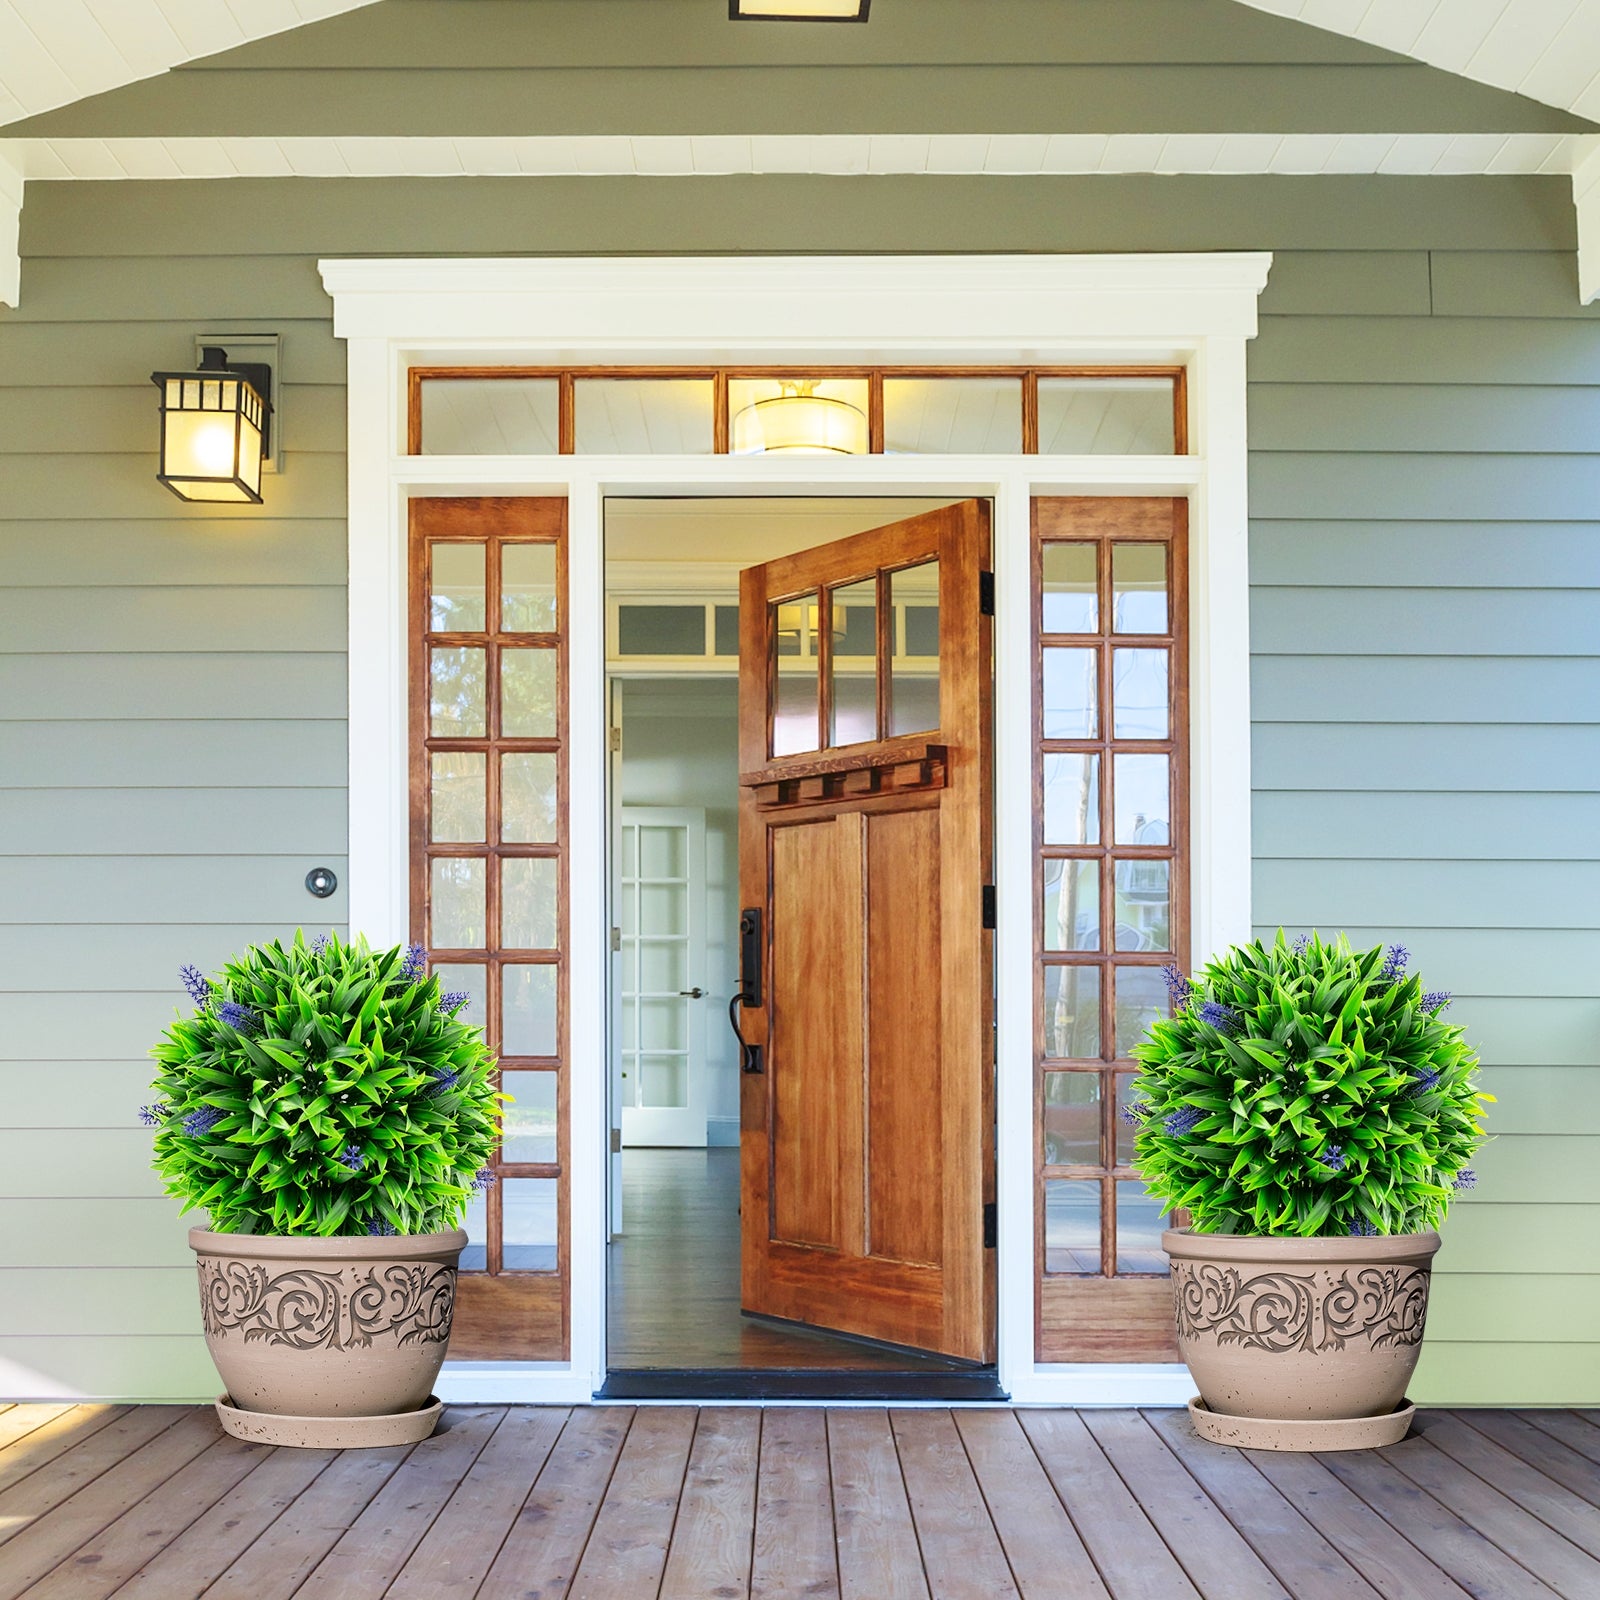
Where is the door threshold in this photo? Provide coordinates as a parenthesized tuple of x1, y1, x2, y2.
(595, 1368, 1008, 1402)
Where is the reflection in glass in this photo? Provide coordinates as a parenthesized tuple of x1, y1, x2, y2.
(1113, 753, 1169, 844)
(1041, 543, 1097, 633)
(729, 377, 869, 455)
(500, 1071, 557, 1164)
(1041, 648, 1098, 739)
(830, 578, 878, 746)
(431, 752, 485, 843)
(1112, 648, 1169, 739)
(891, 562, 940, 736)
(618, 606, 705, 656)
(432, 962, 487, 1028)
(1043, 1072, 1101, 1167)
(1112, 543, 1169, 633)
(502, 753, 558, 843)
(574, 379, 715, 454)
(1115, 966, 1167, 1058)
(503, 964, 558, 1057)
(501, 1177, 559, 1271)
(1115, 860, 1171, 952)
(1043, 753, 1100, 846)
(1115, 1073, 1140, 1167)
(503, 856, 558, 950)
(431, 858, 486, 949)
(420, 378, 559, 457)
(773, 592, 820, 756)
(1116, 1179, 1171, 1274)
(1037, 377, 1176, 455)
(502, 648, 558, 738)
(430, 647, 486, 737)
(431, 544, 486, 632)
(883, 376, 1022, 454)
(1043, 859, 1099, 952)
(1044, 1179, 1101, 1274)
(502, 544, 557, 633)
(1043, 965, 1100, 1059)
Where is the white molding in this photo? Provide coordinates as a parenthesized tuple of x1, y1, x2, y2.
(1574, 138, 1600, 304)
(0, 146, 20, 308)
(324, 252, 1267, 1395)
(1006, 1364, 1196, 1407)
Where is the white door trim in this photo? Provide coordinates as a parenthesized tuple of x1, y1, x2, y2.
(325, 252, 1268, 1405)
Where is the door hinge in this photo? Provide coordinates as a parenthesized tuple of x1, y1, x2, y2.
(610, 1127, 622, 1154)
(979, 570, 995, 616)
(608, 726, 622, 752)
(610, 926, 622, 953)
(983, 1201, 998, 1249)
(982, 885, 996, 929)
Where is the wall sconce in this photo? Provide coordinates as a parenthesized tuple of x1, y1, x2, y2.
(150, 344, 273, 503)
(729, 0, 869, 19)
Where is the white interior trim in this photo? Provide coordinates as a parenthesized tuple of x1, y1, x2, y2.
(1575, 141, 1600, 303)
(328, 252, 1266, 1404)
(0, 146, 19, 307)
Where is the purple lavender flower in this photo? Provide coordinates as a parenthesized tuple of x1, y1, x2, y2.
(1453, 1169, 1477, 1192)
(138, 1102, 169, 1128)
(182, 1105, 225, 1138)
(401, 943, 427, 982)
(1160, 964, 1193, 1008)
(338, 1144, 365, 1171)
(1196, 1000, 1237, 1032)
(180, 964, 212, 1006)
(427, 1068, 461, 1098)
(1408, 1067, 1442, 1097)
(366, 1218, 398, 1237)
(470, 1166, 498, 1193)
(439, 990, 472, 1015)
(310, 933, 331, 954)
(1421, 991, 1452, 1012)
(1118, 1097, 1147, 1129)
(1318, 1143, 1346, 1173)
(1348, 1217, 1379, 1238)
(1163, 1105, 1204, 1138)
(215, 999, 259, 1034)
(1291, 933, 1310, 956)
(1381, 944, 1409, 985)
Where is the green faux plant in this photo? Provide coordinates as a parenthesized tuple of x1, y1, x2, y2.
(1129, 932, 1489, 1238)
(144, 932, 502, 1236)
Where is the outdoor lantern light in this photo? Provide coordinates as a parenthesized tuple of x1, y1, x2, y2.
(729, 0, 869, 20)
(732, 380, 869, 455)
(151, 345, 272, 503)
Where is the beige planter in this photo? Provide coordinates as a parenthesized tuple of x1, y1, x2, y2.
(189, 1227, 465, 1448)
(1164, 1228, 1440, 1450)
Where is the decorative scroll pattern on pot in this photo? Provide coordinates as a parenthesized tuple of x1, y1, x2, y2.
(197, 1259, 457, 1351)
(1173, 1263, 1430, 1355)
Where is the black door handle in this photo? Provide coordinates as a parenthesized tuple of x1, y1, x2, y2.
(729, 993, 763, 1075)
(732, 907, 764, 1074)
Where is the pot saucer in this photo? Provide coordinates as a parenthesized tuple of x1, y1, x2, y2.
(214, 1393, 444, 1449)
(1188, 1396, 1415, 1452)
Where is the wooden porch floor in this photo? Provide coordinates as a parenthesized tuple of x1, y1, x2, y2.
(0, 1403, 1597, 1599)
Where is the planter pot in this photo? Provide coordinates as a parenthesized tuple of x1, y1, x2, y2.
(1163, 1228, 1441, 1451)
(189, 1226, 466, 1448)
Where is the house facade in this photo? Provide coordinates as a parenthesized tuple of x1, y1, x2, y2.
(0, 0, 1595, 1407)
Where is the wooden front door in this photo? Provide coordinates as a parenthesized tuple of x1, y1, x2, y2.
(736, 501, 994, 1363)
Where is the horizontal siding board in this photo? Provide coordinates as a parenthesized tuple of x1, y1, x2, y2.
(1436, 1204, 1599, 1274)
(1429, 250, 1600, 320)
(0, 318, 345, 386)
(0, 589, 345, 654)
(0, 859, 350, 926)
(0, 655, 345, 719)
(1250, 589, 1599, 656)
(1427, 1276, 1600, 1343)
(0, 1131, 168, 1197)
(1248, 522, 1600, 588)
(1410, 1342, 1598, 1406)
(0, 927, 345, 990)
(0, 1269, 199, 1337)
(1254, 793, 1600, 861)
(0, 722, 346, 788)
(0, 1202, 195, 1268)
(1251, 725, 1600, 792)
(0, 258, 335, 326)
(1256, 251, 1432, 317)
(1461, 1136, 1600, 1203)
(0, 1061, 199, 1127)
(0, 792, 346, 857)
(0, 1336, 217, 1402)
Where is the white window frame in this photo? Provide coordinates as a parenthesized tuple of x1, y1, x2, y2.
(320, 253, 1269, 1406)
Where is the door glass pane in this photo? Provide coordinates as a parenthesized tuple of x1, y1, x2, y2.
(503, 964, 558, 1056)
(503, 544, 557, 633)
(772, 591, 820, 757)
(431, 752, 485, 843)
(430, 543, 486, 632)
(1043, 859, 1099, 952)
(1112, 544, 1169, 633)
(729, 377, 869, 455)
(830, 577, 878, 746)
(1037, 377, 1176, 455)
(1041, 543, 1097, 633)
(1042, 753, 1100, 845)
(1115, 860, 1171, 953)
(638, 941, 688, 992)
(639, 826, 686, 878)
(574, 379, 715, 454)
(419, 378, 559, 456)
(503, 856, 558, 950)
(1044, 1180, 1101, 1273)
(1115, 1073, 1140, 1167)
(1113, 753, 1169, 845)
(641, 882, 686, 934)
(1041, 648, 1098, 739)
(640, 1055, 688, 1108)
(431, 647, 487, 737)
(882, 376, 1022, 454)
(1112, 648, 1169, 738)
(502, 648, 557, 737)
(714, 605, 741, 656)
(1116, 1180, 1170, 1274)
(1043, 965, 1100, 1060)
(639, 997, 687, 1052)
(502, 753, 558, 842)
(618, 605, 707, 656)
(1114, 966, 1167, 1058)
(500, 1071, 557, 1164)
(432, 962, 486, 1028)
(1043, 1071, 1101, 1166)
(431, 858, 486, 948)
(890, 561, 940, 736)
(501, 1177, 558, 1271)
(460, 1187, 487, 1271)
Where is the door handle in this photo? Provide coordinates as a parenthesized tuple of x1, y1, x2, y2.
(732, 907, 764, 1074)
(729, 994, 763, 1075)
(679, 987, 705, 999)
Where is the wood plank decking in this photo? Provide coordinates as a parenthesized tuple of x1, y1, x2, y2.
(0, 1402, 1596, 1599)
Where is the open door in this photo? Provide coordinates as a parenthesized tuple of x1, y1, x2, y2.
(736, 501, 994, 1363)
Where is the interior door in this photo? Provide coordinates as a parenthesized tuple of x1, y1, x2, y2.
(737, 500, 994, 1363)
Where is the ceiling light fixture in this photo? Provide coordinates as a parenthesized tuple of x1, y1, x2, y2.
(732, 379, 869, 455)
(729, 0, 869, 22)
